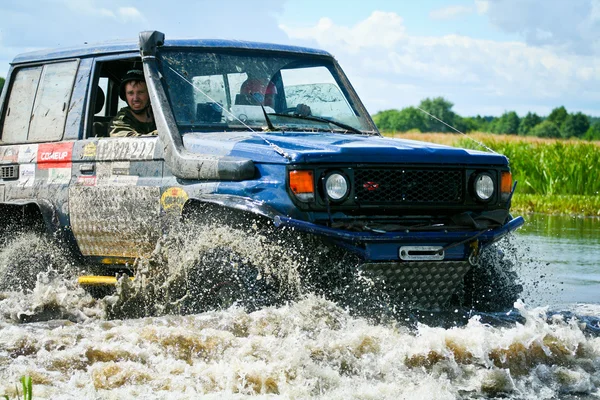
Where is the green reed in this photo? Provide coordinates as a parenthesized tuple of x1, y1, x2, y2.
(457, 138, 600, 196)
(1, 377, 32, 400)
(511, 194, 600, 216)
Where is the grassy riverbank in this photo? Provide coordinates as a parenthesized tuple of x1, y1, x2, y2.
(383, 132, 600, 217)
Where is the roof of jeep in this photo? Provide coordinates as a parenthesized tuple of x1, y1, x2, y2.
(11, 38, 333, 65)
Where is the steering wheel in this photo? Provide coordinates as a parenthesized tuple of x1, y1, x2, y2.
(281, 107, 299, 115)
(281, 104, 311, 116)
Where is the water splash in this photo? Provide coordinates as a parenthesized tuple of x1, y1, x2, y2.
(0, 233, 101, 323)
(103, 221, 307, 319)
(0, 296, 599, 398)
(0, 226, 599, 398)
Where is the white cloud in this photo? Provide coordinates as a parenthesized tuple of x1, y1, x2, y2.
(60, 1, 145, 23)
(0, 1, 287, 77)
(1, 1, 598, 117)
(280, 11, 406, 54)
(429, 5, 473, 20)
(592, 0, 600, 20)
(474, 0, 489, 14)
(118, 7, 145, 23)
(61, 0, 115, 18)
(279, 11, 600, 116)
(484, 0, 600, 56)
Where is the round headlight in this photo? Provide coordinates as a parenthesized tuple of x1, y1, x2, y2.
(474, 173, 494, 201)
(325, 173, 349, 201)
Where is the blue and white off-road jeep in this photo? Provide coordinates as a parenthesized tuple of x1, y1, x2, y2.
(0, 31, 524, 313)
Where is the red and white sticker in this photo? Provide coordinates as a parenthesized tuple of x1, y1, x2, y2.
(76, 176, 97, 186)
(37, 142, 74, 169)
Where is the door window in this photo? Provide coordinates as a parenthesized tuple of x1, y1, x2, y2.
(28, 61, 78, 142)
(1, 60, 78, 143)
(2, 67, 42, 143)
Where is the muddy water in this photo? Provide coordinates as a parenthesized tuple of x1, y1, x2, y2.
(0, 215, 599, 399)
(517, 214, 600, 308)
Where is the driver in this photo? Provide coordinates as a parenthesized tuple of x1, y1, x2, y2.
(239, 78, 277, 108)
(238, 76, 311, 116)
(109, 69, 157, 137)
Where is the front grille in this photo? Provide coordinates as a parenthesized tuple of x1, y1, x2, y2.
(354, 168, 463, 205)
(0, 165, 19, 180)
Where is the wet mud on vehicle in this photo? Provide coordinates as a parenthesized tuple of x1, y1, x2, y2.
(0, 31, 524, 316)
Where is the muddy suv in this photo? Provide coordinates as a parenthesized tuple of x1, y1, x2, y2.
(0, 31, 524, 312)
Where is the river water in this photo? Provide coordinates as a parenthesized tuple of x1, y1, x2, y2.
(0, 214, 599, 399)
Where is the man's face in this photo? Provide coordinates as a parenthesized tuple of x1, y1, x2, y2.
(125, 81, 149, 111)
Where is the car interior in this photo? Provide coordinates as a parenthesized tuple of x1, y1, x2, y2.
(90, 58, 142, 138)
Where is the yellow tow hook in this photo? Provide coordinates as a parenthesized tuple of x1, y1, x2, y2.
(468, 241, 480, 266)
(78, 275, 134, 286)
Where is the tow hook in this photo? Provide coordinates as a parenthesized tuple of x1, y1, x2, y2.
(468, 241, 480, 266)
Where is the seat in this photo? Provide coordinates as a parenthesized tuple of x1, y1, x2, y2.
(92, 87, 110, 137)
(94, 87, 105, 114)
(235, 93, 257, 105)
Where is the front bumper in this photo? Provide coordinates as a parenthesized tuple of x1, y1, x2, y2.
(273, 215, 525, 261)
(362, 260, 472, 309)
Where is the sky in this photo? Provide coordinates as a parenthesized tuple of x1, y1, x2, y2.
(1, 0, 599, 117)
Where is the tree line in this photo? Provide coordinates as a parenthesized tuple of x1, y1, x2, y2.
(0, 75, 596, 141)
(373, 97, 600, 141)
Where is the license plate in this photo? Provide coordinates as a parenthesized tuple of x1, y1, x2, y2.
(399, 246, 445, 261)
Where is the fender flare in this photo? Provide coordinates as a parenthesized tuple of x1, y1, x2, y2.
(181, 193, 284, 224)
(0, 199, 61, 235)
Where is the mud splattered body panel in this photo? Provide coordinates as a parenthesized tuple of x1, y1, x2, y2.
(68, 137, 164, 257)
(0, 137, 168, 258)
(69, 186, 161, 257)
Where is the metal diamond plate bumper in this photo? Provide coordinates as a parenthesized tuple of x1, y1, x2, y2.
(361, 260, 471, 310)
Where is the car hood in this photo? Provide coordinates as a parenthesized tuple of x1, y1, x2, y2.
(182, 131, 508, 166)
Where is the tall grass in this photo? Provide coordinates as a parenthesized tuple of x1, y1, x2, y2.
(384, 132, 600, 215)
(455, 137, 600, 196)
(513, 194, 600, 216)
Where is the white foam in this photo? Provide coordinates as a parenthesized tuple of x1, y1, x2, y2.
(0, 231, 599, 398)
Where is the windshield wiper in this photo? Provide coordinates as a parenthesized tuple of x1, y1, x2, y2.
(267, 113, 367, 135)
(261, 105, 280, 132)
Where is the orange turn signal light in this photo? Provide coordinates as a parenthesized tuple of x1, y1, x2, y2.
(289, 170, 314, 201)
(501, 171, 513, 199)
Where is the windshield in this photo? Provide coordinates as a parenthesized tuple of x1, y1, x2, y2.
(158, 49, 374, 133)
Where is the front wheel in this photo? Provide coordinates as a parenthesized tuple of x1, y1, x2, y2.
(459, 245, 523, 312)
(181, 246, 281, 314)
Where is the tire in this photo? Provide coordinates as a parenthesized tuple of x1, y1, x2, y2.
(180, 246, 280, 314)
(176, 207, 287, 314)
(291, 238, 394, 320)
(104, 210, 288, 319)
(459, 244, 523, 312)
(0, 232, 72, 293)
